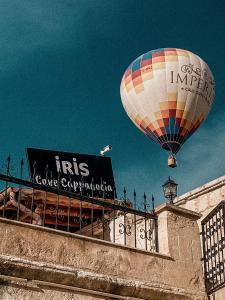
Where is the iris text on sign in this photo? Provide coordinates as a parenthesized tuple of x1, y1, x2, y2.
(55, 156, 89, 176)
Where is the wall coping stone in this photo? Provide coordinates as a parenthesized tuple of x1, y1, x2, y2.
(156, 203, 202, 220)
(174, 174, 225, 205)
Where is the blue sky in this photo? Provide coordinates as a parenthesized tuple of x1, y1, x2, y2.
(0, 0, 224, 206)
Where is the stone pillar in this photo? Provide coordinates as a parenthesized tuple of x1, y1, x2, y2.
(157, 203, 202, 259)
(156, 203, 205, 294)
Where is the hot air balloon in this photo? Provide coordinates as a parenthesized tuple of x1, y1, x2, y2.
(120, 48, 215, 167)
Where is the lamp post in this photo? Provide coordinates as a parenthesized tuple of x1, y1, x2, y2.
(162, 176, 178, 204)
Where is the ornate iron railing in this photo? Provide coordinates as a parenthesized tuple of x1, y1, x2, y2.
(201, 201, 225, 294)
(0, 158, 158, 252)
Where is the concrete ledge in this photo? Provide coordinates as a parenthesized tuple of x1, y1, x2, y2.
(0, 255, 205, 300)
(156, 203, 202, 220)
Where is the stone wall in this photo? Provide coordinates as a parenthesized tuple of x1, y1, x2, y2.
(175, 174, 225, 225)
(0, 204, 206, 300)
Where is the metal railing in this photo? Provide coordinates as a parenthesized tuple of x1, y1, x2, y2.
(201, 201, 225, 294)
(0, 158, 158, 252)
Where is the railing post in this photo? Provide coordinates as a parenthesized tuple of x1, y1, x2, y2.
(30, 161, 36, 224)
(67, 174, 72, 232)
(201, 222, 208, 292)
(16, 159, 24, 221)
(134, 190, 137, 249)
(155, 217, 159, 252)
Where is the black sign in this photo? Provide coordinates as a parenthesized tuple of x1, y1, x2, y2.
(26, 148, 116, 199)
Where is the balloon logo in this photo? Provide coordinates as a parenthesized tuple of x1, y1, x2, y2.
(120, 48, 215, 167)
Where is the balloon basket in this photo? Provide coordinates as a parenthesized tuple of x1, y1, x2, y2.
(168, 155, 177, 168)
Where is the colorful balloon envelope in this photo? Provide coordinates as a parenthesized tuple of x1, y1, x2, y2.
(120, 48, 215, 158)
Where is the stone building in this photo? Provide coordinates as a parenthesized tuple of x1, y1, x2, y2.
(175, 174, 225, 223)
(175, 174, 225, 300)
(1, 174, 225, 299)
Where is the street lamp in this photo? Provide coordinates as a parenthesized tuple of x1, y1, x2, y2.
(162, 176, 178, 204)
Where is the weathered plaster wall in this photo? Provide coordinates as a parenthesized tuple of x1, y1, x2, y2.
(0, 204, 206, 300)
(0, 281, 107, 300)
